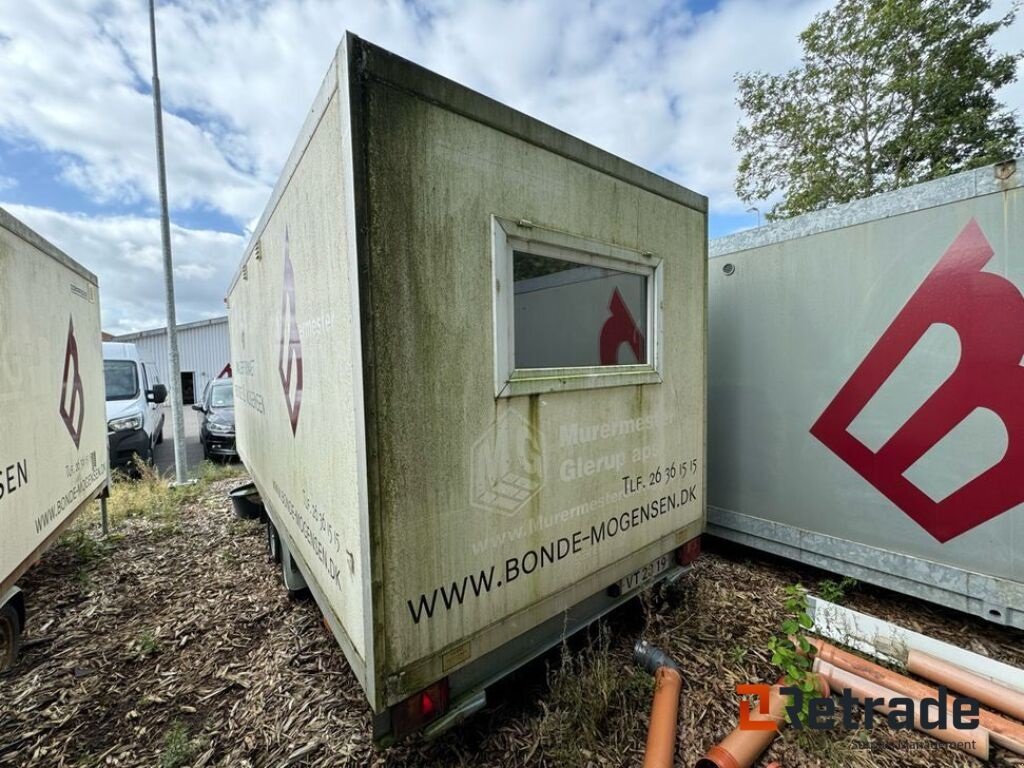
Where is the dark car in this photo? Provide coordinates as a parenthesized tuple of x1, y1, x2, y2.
(194, 378, 236, 461)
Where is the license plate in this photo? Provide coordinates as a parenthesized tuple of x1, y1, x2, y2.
(614, 553, 672, 595)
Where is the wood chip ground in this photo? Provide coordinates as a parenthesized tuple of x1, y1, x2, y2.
(1, 477, 1021, 767)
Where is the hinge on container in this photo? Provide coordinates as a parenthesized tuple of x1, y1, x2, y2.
(242, 263, 248, 281)
(254, 238, 264, 260)
(517, 218, 533, 229)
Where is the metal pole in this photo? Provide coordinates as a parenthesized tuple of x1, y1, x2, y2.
(148, 0, 188, 485)
(100, 496, 109, 536)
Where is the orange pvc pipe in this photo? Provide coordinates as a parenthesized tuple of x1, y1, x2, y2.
(695, 684, 788, 768)
(811, 638, 1024, 755)
(907, 649, 1024, 723)
(813, 658, 990, 759)
(643, 666, 682, 768)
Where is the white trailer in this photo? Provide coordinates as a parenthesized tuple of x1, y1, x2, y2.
(227, 34, 706, 741)
(0, 207, 109, 669)
(709, 159, 1024, 630)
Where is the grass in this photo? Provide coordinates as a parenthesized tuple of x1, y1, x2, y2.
(817, 576, 859, 605)
(56, 457, 246, 560)
(101, 458, 246, 527)
(535, 624, 652, 766)
(159, 722, 198, 768)
(136, 630, 160, 657)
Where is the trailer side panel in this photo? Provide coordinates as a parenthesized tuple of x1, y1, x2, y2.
(0, 208, 107, 596)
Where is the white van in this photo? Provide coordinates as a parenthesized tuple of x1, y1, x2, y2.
(102, 342, 167, 472)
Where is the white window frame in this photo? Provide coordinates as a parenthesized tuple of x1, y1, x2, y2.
(491, 215, 664, 398)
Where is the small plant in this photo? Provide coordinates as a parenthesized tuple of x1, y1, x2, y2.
(136, 630, 160, 657)
(818, 576, 858, 604)
(159, 722, 197, 768)
(767, 583, 817, 724)
(730, 644, 748, 666)
(197, 459, 247, 484)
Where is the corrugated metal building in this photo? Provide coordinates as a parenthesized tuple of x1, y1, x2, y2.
(113, 316, 230, 405)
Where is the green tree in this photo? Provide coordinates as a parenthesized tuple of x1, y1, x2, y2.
(734, 0, 1023, 220)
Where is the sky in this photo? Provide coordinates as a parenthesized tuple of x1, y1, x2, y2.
(0, 0, 1020, 334)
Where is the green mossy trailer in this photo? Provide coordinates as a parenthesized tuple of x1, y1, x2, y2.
(0, 207, 109, 670)
(226, 34, 707, 741)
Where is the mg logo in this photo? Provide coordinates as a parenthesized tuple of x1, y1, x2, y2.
(470, 411, 544, 515)
(278, 229, 303, 436)
(811, 219, 1024, 542)
(59, 316, 84, 449)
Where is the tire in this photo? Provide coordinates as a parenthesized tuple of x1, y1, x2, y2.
(155, 418, 164, 445)
(202, 442, 211, 461)
(0, 602, 22, 672)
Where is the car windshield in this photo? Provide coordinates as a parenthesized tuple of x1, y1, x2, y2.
(210, 383, 234, 409)
(104, 360, 139, 401)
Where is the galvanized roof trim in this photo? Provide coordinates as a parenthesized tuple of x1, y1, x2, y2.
(710, 158, 1022, 258)
(0, 206, 98, 285)
(113, 314, 227, 341)
(354, 37, 708, 215)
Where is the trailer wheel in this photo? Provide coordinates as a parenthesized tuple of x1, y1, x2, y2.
(267, 521, 281, 564)
(0, 602, 22, 672)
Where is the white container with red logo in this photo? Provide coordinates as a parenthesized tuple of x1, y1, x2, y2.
(709, 159, 1023, 630)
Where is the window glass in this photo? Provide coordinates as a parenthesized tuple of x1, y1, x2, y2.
(513, 251, 648, 368)
(104, 361, 139, 401)
(210, 383, 234, 409)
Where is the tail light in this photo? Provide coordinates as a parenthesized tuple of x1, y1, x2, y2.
(676, 535, 701, 566)
(391, 678, 450, 737)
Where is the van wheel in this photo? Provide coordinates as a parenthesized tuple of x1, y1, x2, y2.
(155, 420, 164, 445)
(0, 603, 22, 672)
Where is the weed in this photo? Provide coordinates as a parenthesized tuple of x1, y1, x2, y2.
(730, 644, 748, 666)
(197, 460, 246, 484)
(767, 583, 818, 724)
(136, 631, 160, 657)
(59, 528, 112, 564)
(159, 722, 197, 768)
(818, 576, 858, 604)
(537, 624, 649, 766)
(789, 726, 862, 766)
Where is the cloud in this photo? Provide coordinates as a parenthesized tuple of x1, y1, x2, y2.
(0, 0, 1020, 331)
(1, 203, 243, 335)
(0, 174, 15, 192)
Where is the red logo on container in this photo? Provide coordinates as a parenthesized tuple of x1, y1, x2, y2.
(811, 219, 1024, 542)
(278, 229, 303, 435)
(600, 288, 646, 364)
(59, 316, 84, 448)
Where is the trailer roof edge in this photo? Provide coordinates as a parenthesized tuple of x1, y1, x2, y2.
(354, 36, 708, 215)
(0, 206, 98, 286)
(229, 49, 342, 296)
(710, 158, 1023, 258)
